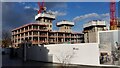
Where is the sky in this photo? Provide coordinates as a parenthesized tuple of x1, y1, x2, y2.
(2, 2, 119, 32)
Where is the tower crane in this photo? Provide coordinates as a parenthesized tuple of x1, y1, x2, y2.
(37, 0, 46, 14)
(110, 0, 117, 30)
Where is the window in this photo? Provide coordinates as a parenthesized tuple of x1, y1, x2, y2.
(44, 19, 45, 22)
(50, 25, 52, 27)
(29, 32, 32, 35)
(50, 20, 52, 23)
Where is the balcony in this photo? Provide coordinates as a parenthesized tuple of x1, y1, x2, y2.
(39, 40, 48, 43)
(33, 35, 39, 37)
(31, 28, 47, 31)
(18, 36, 21, 39)
(32, 41, 39, 44)
(49, 35, 56, 38)
(49, 41, 55, 43)
(58, 35, 64, 38)
(65, 36, 71, 38)
(32, 40, 49, 44)
(20, 36, 24, 38)
(39, 35, 47, 37)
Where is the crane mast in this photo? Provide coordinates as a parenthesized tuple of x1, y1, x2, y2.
(37, 0, 46, 14)
(110, 0, 117, 30)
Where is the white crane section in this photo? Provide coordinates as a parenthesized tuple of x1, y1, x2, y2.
(57, 20, 74, 26)
(35, 12, 55, 20)
(83, 20, 106, 28)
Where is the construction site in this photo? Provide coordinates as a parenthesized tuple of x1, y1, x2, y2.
(2, 0, 120, 67)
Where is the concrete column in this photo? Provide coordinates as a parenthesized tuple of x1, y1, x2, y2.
(55, 33, 57, 43)
(38, 26, 39, 30)
(38, 31, 40, 45)
(32, 25, 33, 30)
(64, 33, 65, 42)
(28, 26, 29, 31)
(47, 32, 48, 44)
(87, 33, 89, 43)
(17, 35, 18, 46)
(76, 35, 78, 43)
(32, 31, 33, 41)
(24, 33, 25, 40)
(57, 32, 58, 44)
(28, 32, 29, 39)
(70, 34, 71, 43)
(20, 34, 21, 43)
(74, 35, 75, 43)
(24, 27, 25, 32)
(17, 30, 18, 34)
(95, 27, 97, 32)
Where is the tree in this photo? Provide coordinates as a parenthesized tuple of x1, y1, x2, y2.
(2, 30, 12, 47)
(55, 49, 75, 68)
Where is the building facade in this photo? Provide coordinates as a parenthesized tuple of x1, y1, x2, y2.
(83, 20, 107, 43)
(12, 12, 84, 47)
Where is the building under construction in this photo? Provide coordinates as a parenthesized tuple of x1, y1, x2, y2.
(12, 11, 84, 47)
(83, 20, 107, 43)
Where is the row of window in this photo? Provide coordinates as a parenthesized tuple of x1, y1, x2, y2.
(40, 18, 52, 23)
(14, 38, 81, 43)
(12, 25, 47, 33)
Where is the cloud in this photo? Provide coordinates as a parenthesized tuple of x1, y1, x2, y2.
(24, 6, 31, 9)
(73, 13, 110, 28)
(71, 13, 110, 32)
(73, 13, 100, 22)
(33, 7, 39, 11)
(48, 10, 66, 16)
(101, 13, 109, 17)
(73, 13, 110, 22)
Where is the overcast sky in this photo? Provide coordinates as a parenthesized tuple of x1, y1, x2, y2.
(2, 2, 119, 32)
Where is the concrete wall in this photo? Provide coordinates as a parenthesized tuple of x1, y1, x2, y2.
(84, 32, 98, 43)
(58, 25, 72, 32)
(25, 43, 100, 65)
(98, 30, 120, 46)
(98, 30, 120, 53)
(88, 32, 98, 43)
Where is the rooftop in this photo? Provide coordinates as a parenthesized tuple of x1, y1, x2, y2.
(83, 20, 106, 28)
(56, 20, 74, 27)
(35, 12, 56, 20)
(12, 23, 47, 31)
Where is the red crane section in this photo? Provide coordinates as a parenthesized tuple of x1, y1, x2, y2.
(110, 0, 117, 30)
(38, 0, 45, 14)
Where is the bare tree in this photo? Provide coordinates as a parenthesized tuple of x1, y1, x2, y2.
(55, 49, 75, 68)
(2, 30, 12, 47)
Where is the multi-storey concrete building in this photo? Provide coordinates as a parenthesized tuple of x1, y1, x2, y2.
(57, 20, 74, 32)
(12, 12, 84, 47)
(83, 20, 107, 43)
